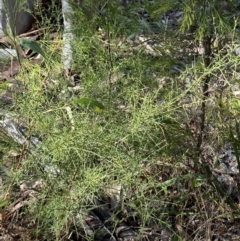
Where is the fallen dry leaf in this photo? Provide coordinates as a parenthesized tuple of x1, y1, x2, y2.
(0, 60, 20, 80)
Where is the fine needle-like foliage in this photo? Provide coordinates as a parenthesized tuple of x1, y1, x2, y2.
(1, 0, 240, 240)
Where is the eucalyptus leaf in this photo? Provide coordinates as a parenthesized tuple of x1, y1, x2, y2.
(19, 38, 46, 58)
(74, 98, 104, 113)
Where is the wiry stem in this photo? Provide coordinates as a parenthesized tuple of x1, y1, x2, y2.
(197, 35, 213, 156)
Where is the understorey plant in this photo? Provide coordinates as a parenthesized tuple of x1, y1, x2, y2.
(2, 0, 240, 240)
(180, 0, 240, 174)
